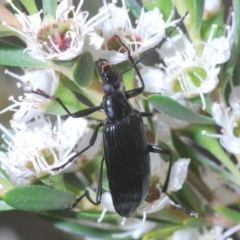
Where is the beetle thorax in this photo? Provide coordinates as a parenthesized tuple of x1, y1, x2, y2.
(103, 92, 133, 122)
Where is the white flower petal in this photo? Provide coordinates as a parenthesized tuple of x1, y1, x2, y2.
(173, 228, 200, 240)
(220, 136, 240, 154)
(168, 158, 190, 191)
(212, 103, 230, 128)
(139, 67, 164, 92)
(229, 85, 240, 111)
(101, 192, 115, 212)
(56, 0, 72, 19)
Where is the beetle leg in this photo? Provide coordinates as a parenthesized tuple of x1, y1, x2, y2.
(141, 112, 153, 117)
(31, 89, 102, 117)
(51, 122, 103, 172)
(165, 193, 198, 217)
(72, 155, 105, 207)
(148, 144, 173, 193)
(148, 144, 198, 217)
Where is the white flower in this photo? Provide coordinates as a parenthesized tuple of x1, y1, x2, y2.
(0, 69, 59, 122)
(0, 116, 87, 185)
(142, 22, 232, 109)
(112, 218, 156, 239)
(3, 0, 109, 60)
(91, 1, 176, 64)
(202, 87, 240, 154)
(173, 224, 240, 240)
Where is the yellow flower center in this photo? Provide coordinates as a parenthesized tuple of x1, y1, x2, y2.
(173, 66, 207, 93)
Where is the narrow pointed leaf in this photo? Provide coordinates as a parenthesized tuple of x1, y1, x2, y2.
(172, 0, 203, 42)
(125, 0, 142, 18)
(20, 0, 38, 14)
(224, 0, 240, 82)
(142, 0, 173, 21)
(72, 51, 94, 88)
(143, 225, 184, 239)
(0, 40, 52, 68)
(185, 0, 204, 32)
(184, 125, 240, 183)
(201, 9, 224, 41)
(148, 95, 214, 124)
(44, 78, 88, 115)
(171, 131, 200, 175)
(172, 131, 235, 184)
(183, 217, 208, 227)
(39, 214, 122, 239)
(214, 206, 240, 223)
(42, 0, 57, 17)
(4, 185, 75, 211)
(0, 25, 16, 37)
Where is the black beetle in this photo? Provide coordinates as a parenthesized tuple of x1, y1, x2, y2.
(32, 12, 197, 218)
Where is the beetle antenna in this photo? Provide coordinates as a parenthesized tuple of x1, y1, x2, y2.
(119, 11, 189, 76)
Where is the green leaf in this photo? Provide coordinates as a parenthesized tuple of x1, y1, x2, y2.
(39, 213, 122, 239)
(48, 209, 118, 222)
(46, 75, 105, 120)
(172, 0, 203, 42)
(72, 52, 94, 88)
(64, 173, 86, 195)
(172, 131, 235, 185)
(125, 0, 142, 18)
(60, 72, 104, 112)
(0, 29, 15, 37)
(0, 40, 51, 68)
(185, 0, 204, 32)
(41, 174, 66, 191)
(172, 181, 203, 214)
(20, 0, 38, 14)
(184, 125, 240, 184)
(0, 200, 13, 211)
(148, 95, 214, 124)
(148, 208, 184, 224)
(42, 0, 57, 17)
(183, 217, 208, 227)
(3, 185, 75, 211)
(0, 40, 74, 79)
(44, 77, 87, 115)
(142, 0, 173, 21)
(223, 0, 240, 83)
(201, 9, 224, 41)
(214, 206, 240, 223)
(143, 225, 184, 239)
(171, 131, 200, 175)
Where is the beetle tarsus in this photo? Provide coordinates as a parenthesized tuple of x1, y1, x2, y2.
(166, 192, 198, 217)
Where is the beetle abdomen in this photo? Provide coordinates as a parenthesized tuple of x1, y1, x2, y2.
(103, 110, 150, 217)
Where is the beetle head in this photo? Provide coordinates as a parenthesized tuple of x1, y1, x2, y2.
(99, 58, 120, 95)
